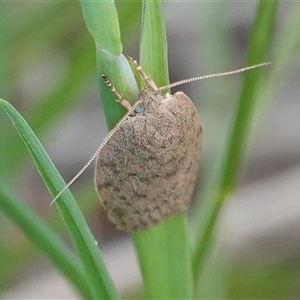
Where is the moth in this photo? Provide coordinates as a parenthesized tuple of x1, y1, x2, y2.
(95, 61, 202, 231)
(52, 58, 270, 232)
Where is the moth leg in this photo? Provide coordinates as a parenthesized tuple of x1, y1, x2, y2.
(102, 74, 133, 112)
(132, 59, 159, 91)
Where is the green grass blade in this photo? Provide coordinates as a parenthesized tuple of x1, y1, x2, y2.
(253, 2, 300, 119)
(97, 52, 139, 130)
(192, 1, 278, 281)
(0, 182, 98, 289)
(133, 216, 192, 299)
(80, 1, 192, 298)
(131, 1, 192, 299)
(0, 98, 119, 300)
(139, 0, 169, 89)
(80, 0, 138, 130)
(0, 182, 93, 300)
(80, 0, 122, 56)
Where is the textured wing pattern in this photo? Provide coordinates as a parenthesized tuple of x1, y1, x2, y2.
(95, 91, 202, 231)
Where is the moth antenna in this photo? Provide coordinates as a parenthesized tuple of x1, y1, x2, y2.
(102, 74, 134, 112)
(50, 98, 140, 206)
(51, 62, 270, 205)
(51, 74, 139, 205)
(158, 62, 271, 92)
(102, 74, 123, 100)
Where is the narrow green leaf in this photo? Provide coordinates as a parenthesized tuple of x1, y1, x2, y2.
(192, 0, 279, 281)
(0, 182, 93, 300)
(139, 0, 169, 89)
(97, 52, 139, 130)
(80, 0, 122, 56)
(80, 0, 139, 130)
(253, 2, 300, 119)
(0, 182, 98, 288)
(80, 1, 192, 299)
(132, 1, 192, 299)
(0, 98, 119, 300)
(133, 216, 192, 299)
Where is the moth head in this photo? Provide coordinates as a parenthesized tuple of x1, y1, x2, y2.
(137, 89, 163, 113)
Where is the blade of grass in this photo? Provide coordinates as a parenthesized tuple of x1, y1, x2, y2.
(0, 182, 93, 300)
(133, 216, 192, 299)
(132, 1, 192, 299)
(253, 2, 300, 124)
(1, 182, 97, 287)
(81, 1, 193, 298)
(192, 0, 278, 281)
(80, 0, 122, 56)
(138, 0, 169, 89)
(97, 52, 139, 129)
(0, 98, 119, 300)
(80, 0, 138, 130)
(80, 1, 143, 297)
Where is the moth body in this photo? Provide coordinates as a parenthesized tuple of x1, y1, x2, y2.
(95, 84, 202, 232)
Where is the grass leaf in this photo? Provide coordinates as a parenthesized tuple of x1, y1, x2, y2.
(0, 98, 119, 300)
(132, 1, 192, 299)
(0, 181, 93, 300)
(192, 0, 279, 283)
